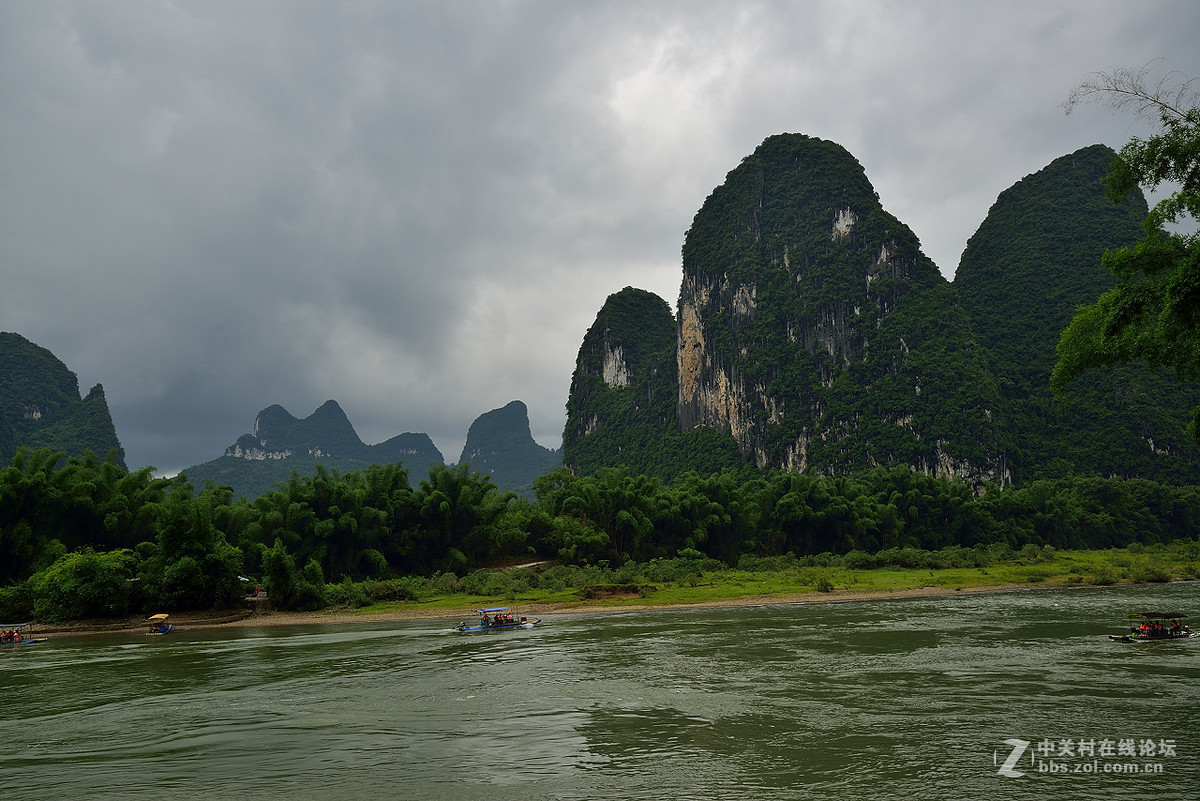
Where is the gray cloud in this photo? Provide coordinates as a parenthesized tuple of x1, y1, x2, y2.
(3, 0, 1198, 475)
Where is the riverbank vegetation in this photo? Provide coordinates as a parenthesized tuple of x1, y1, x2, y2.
(2, 447, 1199, 621)
(314, 540, 1200, 617)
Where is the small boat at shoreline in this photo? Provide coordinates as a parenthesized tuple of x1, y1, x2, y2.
(454, 607, 541, 633)
(0, 622, 46, 646)
(1109, 611, 1193, 642)
(147, 613, 172, 635)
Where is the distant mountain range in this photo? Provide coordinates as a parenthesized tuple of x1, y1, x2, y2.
(182, 399, 560, 499)
(179, 399, 445, 498)
(0, 332, 561, 499)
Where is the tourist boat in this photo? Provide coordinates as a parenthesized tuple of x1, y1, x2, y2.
(1109, 611, 1193, 642)
(146, 613, 172, 635)
(0, 622, 46, 646)
(454, 607, 541, 633)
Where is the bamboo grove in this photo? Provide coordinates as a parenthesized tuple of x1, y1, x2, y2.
(2, 447, 1200, 620)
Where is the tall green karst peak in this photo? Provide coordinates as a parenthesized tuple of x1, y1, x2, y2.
(461, 401, 536, 456)
(564, 287, 678, 466)
(571, 287, 677, 389)
(676, 133, 1006, 484)
(954, 143, 1147, 383)
(954, 143, 1200, 482)
(0, 332, 125, 467)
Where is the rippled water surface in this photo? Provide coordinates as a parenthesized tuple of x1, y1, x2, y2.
(3, 583, 1199, 800)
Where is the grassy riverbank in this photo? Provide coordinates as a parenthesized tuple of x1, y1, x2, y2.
(31, 543, 1200, 634)
(325, 542, 1200, 618)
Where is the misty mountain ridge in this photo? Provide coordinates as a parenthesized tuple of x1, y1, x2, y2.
(181, 398, 560, 499)
(0, 333, 561, 499)
(224, 399, 440, 467)
(182, 400, 443, 499)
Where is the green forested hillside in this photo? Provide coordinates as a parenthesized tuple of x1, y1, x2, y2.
(0, 332, 125, 468)
(954, 144, 1200, 482)
(10, 136, 1200, 625)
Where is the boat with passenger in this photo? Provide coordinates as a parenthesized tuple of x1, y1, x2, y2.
(454, 607, 541, 633)
(0, 622, 46, 646)
(1109, 611, 1193, 642)
(146, 613, 172, 635)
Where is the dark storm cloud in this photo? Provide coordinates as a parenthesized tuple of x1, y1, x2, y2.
(2, 1, 1199, 475)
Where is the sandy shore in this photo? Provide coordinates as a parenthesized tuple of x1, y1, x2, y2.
(32, 581, 1041, 637)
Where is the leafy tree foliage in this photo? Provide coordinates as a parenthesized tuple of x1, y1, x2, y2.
(4, 447, 1200, 620)
(30, 548, 136, 622)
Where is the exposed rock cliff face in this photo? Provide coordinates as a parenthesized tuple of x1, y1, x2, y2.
(673, 134, 1007, 485)
(562, 287, 745, 479)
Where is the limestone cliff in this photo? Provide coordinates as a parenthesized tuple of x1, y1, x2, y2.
(675, 134, 1007, 486)
(563, 287, 743, 479)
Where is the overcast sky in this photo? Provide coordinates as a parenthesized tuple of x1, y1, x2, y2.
(3, 1, 1199, 477)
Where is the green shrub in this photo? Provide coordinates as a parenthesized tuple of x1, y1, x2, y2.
(30, 549, 136, 622)
(325, 577, 371, 608)
(459, 569, 518, 598)
(843, 550, 876, 570)
(0, 582, 33, 620)
(431, 572, 460, 593)
(737, 553, 801, 572)
(362, 577, 424, 602)
(1129, 565, 1171, 583)
(290, 559, 327, 611)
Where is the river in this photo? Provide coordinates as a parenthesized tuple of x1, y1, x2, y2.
(3, 583, 1198, 800)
